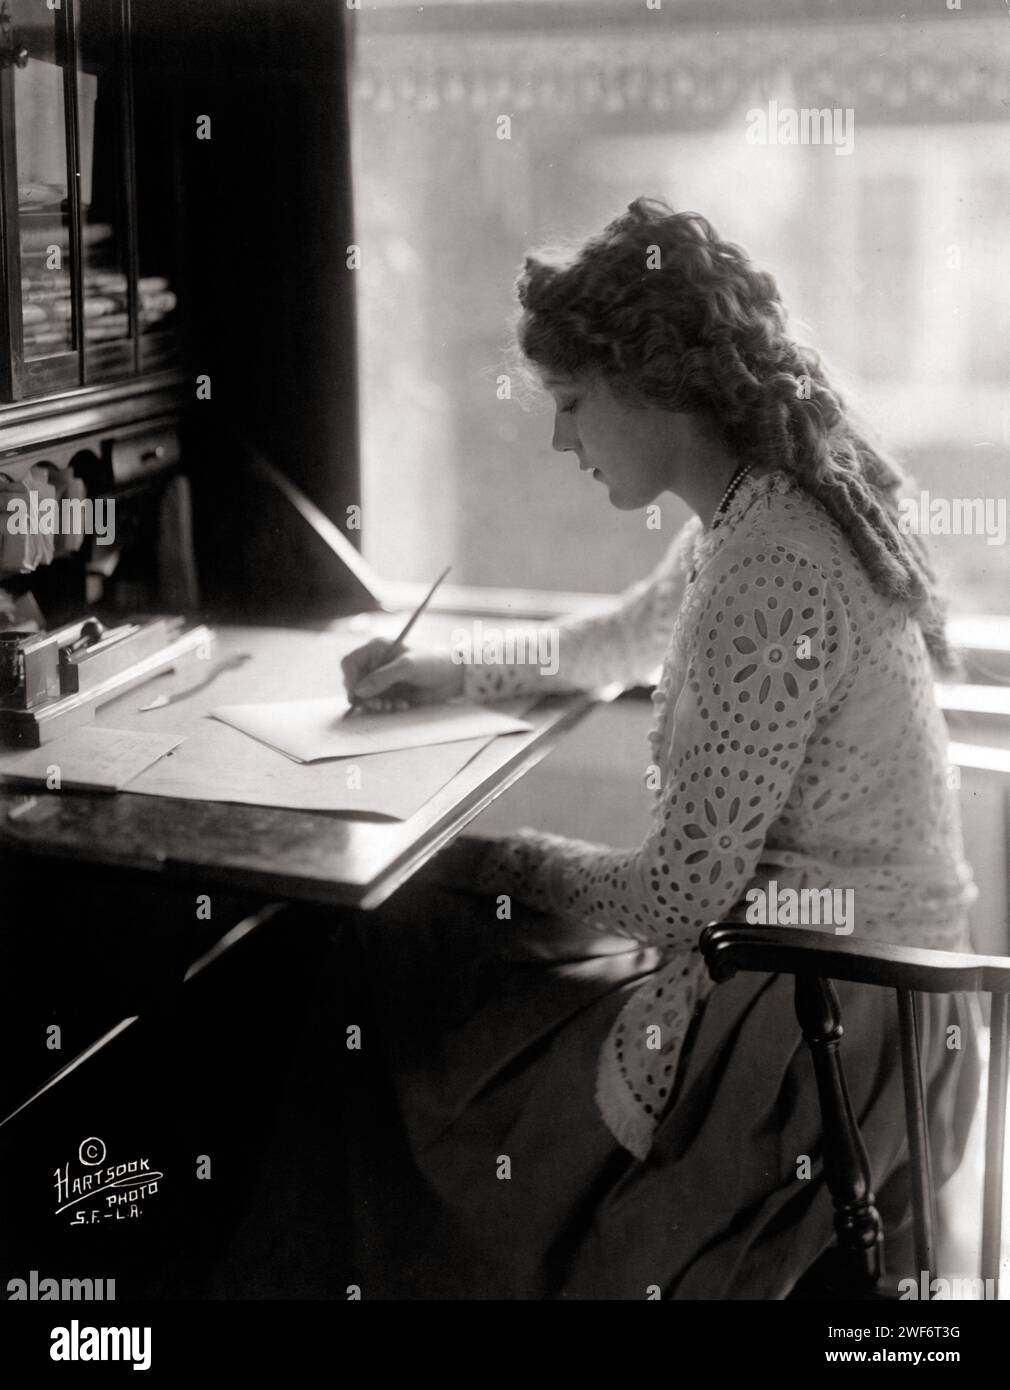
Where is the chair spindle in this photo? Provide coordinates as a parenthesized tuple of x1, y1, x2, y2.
(982, 991, 1009, 1286)
(794, 973, 883, 1291)
(896, 988, 937, 1284)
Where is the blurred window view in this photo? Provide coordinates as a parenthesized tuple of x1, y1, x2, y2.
(350, 2, 1010, 615)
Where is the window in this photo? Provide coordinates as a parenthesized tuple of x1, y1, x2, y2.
(350, 2, 1010, 615)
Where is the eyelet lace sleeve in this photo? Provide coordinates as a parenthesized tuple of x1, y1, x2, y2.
(458, 518, 702, 702)
(470, 537, 852, 1158)
(473, 540, 851, 947)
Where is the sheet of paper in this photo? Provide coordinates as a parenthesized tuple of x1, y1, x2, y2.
(126, 722, 494, 820)
(0, 727, 184, 793)
(210, 695, 533, 764)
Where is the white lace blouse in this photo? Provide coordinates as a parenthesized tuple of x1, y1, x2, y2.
(462, 471, 977, 1160)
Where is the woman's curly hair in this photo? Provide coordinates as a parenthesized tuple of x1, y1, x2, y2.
(515, 196, 958, 674)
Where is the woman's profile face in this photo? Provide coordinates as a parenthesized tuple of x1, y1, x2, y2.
(544, 372, 694, 511)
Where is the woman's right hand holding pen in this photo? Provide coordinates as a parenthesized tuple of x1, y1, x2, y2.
(340, 638, 465, 713)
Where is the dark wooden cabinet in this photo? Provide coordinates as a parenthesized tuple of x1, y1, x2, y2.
(0, 0, 180, 405)
(1, 0, 362, 622)
(0, 0, 366, 1300)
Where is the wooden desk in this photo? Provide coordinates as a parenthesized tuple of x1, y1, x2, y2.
(0, 621, 610, 911)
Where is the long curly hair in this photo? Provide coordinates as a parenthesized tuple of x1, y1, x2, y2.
(515, 196, 958, 675)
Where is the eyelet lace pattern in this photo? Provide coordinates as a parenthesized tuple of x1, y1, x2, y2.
(464, 471, 977, 1159)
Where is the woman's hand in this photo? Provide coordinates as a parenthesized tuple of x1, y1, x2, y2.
(340, 638, 465, 713)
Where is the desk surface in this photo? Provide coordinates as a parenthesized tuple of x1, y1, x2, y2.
(0, 620, 605, 910)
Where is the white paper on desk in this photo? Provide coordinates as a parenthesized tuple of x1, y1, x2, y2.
(209, 696, 533, 764)
(0, 727, 184, 792)
(127, 725, 495, 820)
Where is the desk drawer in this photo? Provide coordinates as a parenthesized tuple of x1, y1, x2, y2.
(105, 425, 180, 485)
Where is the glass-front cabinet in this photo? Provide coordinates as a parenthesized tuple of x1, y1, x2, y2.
(0, 0, 179, 403)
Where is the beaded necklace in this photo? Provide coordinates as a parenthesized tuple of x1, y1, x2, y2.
(711, 460, 755, 530)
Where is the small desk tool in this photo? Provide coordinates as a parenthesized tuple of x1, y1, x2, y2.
(137, 651, 253, 710)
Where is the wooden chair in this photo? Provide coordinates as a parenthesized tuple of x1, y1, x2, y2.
(700, 925, 1010, 1300)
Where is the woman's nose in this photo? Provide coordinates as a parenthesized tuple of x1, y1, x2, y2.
(552, 411, 577, 454)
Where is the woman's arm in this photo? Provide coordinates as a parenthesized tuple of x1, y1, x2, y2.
(459, 518, 702, 703)
(472, 540, 852, 940)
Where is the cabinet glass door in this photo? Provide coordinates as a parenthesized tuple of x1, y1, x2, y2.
(77, 0, 136, 382)
(7, 0, 81, 392)
(0, 0, 179, 402)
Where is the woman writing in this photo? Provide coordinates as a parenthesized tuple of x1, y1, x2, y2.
(328, 198, 979, 1298)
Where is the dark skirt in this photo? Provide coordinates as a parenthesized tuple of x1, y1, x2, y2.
(210, 866, 982, 1301)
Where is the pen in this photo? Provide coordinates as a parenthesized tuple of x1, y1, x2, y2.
(344, 564, 452, 717)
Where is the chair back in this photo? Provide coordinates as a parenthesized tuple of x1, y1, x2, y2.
(701, 925, 1010, 1296)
